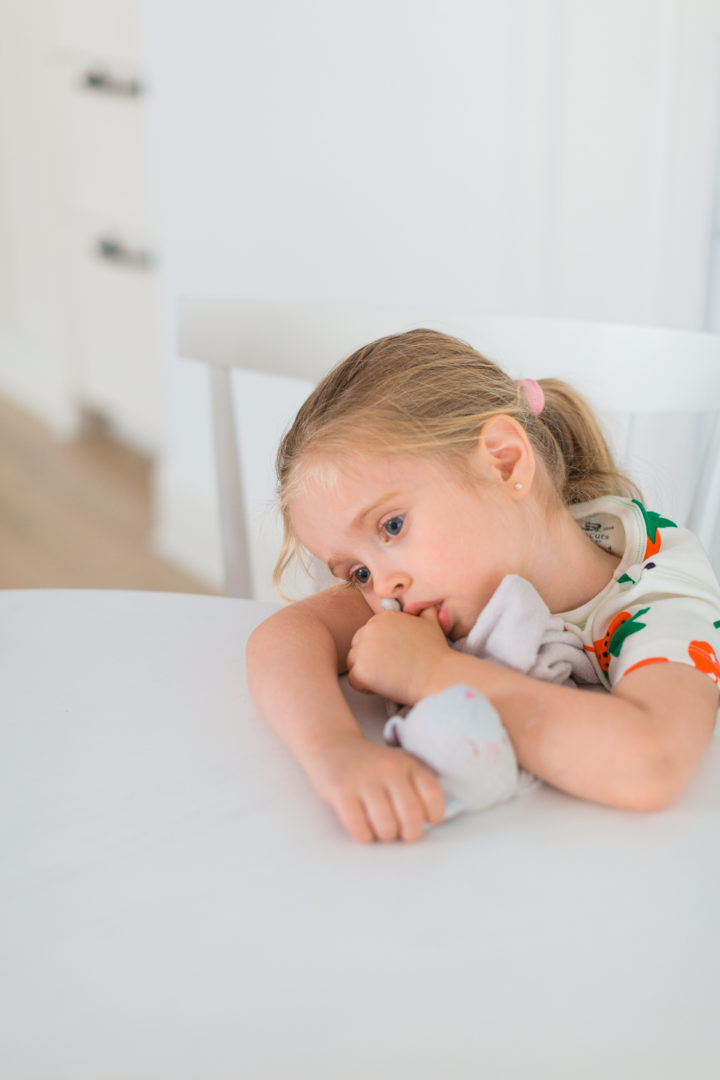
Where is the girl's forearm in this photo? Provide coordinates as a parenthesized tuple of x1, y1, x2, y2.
(246, 607, 364, 768)
(420, 651, 715, 811)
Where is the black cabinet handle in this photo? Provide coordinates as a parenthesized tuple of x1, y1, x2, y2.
(96, 238, 155, 271)
(82, 70, 144, 97)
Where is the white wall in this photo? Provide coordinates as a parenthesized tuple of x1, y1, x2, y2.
(143, 1, 517, 310)
(139, 0, 720, 596)
(143, 0, 524, 593)
(530, 0, 720, 328)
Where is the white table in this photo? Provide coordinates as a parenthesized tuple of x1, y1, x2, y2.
(2, 590, 719, 1079)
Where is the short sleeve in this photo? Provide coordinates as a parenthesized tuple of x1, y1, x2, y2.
(595, 597, 720, 687)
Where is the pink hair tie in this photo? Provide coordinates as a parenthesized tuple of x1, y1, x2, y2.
(517, 378, 545, 416)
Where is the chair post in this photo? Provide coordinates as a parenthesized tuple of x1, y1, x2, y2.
(209, 366, 253, 597)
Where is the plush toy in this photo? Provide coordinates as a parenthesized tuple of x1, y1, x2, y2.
(384, 683, 536, 819)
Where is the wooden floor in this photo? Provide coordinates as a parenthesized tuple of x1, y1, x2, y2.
(0, 397, 216, 594)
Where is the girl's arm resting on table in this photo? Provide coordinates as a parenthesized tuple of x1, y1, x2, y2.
(347, 609, 718, 812)
(245, 585, 446, 843)
(246, 584, 368, 757)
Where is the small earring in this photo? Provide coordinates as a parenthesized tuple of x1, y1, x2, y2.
(514, 482, 523, 490)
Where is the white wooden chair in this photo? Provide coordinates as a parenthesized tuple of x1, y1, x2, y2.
(178, 298, 720, 599)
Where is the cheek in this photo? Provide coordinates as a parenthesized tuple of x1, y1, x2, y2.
(445, 528, 480, 566)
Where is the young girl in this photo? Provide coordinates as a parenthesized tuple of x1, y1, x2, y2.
(247, 329, 720, 843)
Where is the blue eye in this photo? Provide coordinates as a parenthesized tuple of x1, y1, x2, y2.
(353, 566, 371, 586)
(383, 515, 404, 538)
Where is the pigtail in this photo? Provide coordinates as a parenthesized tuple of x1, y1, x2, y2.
(534, 378, 641, 505)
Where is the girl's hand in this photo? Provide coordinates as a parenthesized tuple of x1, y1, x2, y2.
(347, 607, 451, 704)
(304, 733, 445, 843)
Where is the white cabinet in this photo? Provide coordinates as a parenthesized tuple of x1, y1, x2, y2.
(69, 231, 163, 451)
(47, 46, 162, 452)
(0, 1, 162, 453)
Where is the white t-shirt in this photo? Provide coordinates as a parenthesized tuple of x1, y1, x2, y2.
(561, 496, 720, 690)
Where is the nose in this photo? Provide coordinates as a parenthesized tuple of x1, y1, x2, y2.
(374, 566, 410, 603)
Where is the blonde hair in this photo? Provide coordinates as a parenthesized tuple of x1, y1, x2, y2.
(274, 328, 640, 588)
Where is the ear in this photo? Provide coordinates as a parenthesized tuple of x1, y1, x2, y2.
(472, 415, 535, 495)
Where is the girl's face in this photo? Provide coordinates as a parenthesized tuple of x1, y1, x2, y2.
(289, 449, 534, 641)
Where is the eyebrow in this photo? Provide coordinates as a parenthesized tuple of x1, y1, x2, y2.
(350, 491, 398, 530)
(326, 490, 400, 577)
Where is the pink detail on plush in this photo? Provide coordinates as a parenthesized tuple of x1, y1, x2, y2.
(464, 689, 477, 700)
(485, 742, 502, 765)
